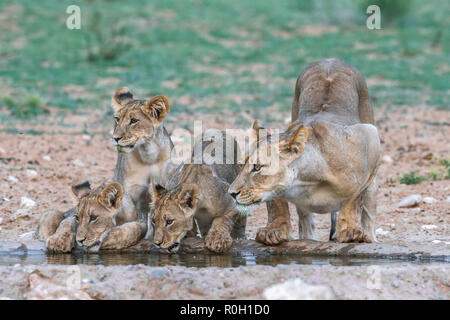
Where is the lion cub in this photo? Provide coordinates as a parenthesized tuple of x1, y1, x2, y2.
(150, 165, 243, 254)
(44, 181, 145, 252)
(39, 87, 175, 252)
(150, 130, 245, 254)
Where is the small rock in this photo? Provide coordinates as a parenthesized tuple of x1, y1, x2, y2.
(12, 209, 31, 220)
(20, 197, 36, 209)
(0, 240, 25, 252)
(19, 231, 35, 241)
(376, 228, 389, 236)
(0, 145, 5, 154)
(445, 196, 450, 203)
(422, 152, 433, 160)
(0, 217, 3, 224)
(392, 280, 401, 288)
(421, 225, 438, 230)
(263, 278, 335, 300)
(26, 169, 38, 178)
(82, 135, 91, 141)
(73, 159, 84, 167)
(432, 240, 442, 244)
(8, 175, 19, 183)
(397, 194, 422, 208)
(42, 155, 51, 161)
(26, 270, 93, 300)
(422, 197, 437, 204)
(151, 269, 168, 279)
(382, 155, 393, 164)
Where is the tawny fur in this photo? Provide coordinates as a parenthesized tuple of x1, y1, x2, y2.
(150, 130, 245, 254)
(39, 87, 177, 252)
(230, 59, 381, 244)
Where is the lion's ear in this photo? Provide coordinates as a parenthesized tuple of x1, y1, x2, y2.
(149, 183, 167, 203)
(71, 181, 91, 199)
(177, 184, 199, 213)
(282, 125, 308, 156)
(142, 95, 170, 123)
(99, 182, 123, 209)
(112, 87, 133, 112)
(248, 120, 261, 143)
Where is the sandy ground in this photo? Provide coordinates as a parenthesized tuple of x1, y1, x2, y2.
(0, 263, 448, 299)
(0, 106, 449, 244)
(0, 106, 449, 300)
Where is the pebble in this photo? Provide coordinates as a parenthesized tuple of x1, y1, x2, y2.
(19, 231, 35, 241)
(11, 209, 31, 220)
(82, 135, 91, 141)
(421, 225, 438, 230)
(422, 197, 437, 204)
(382, 155, 393, 164)
(376, 228, 389, 236)
(73, 159, 84, 167)
(26, 169, 38, 178)
(392, 280, 401, 288)
(431, 240, 441, 244)
(0, 217, 3, 224)
(445, 196, 450, 203)
(20, 197, 36, 209)
(8, 175, 19, 183)
(0, 145, 5, 154)
(152, 269, 168, 279)
(42, 155, 51, 161)
(396, 194, 422, 208)
(263, 278, 335, 300)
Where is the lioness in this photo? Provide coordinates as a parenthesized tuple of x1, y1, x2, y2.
(39, 87, 176, 252)
(229, 59, 381, 243)
(150, 130, 245, 254)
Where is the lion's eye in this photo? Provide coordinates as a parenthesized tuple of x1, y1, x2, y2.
(114, 117, 120, 123)
(129, 118, 139, 125)
(252, 164, 263, 172)
(89, 215, 98, 223)
(165, 219, 174, 226)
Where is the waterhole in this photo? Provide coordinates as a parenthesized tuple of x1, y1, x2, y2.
(0, 252, 440, 268)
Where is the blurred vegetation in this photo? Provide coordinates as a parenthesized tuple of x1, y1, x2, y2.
(0, 0, 448, 123)
(399, 171, 427, 185)
(400, 159, 450, 184)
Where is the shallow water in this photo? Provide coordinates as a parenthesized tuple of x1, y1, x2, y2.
(0, 252, 439, 268)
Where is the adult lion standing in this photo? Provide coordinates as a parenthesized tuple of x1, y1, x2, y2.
(229, 58, 381, 243)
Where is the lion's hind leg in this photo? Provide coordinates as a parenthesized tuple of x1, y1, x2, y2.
(335, 195, 369, 243)
(361, 177, 378, 242)
(296, 207, 316, 240)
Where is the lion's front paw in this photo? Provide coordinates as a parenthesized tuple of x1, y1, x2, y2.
(336, 227, 371, 243)
(256, 225, 289, 246)
(46, 233, 75, 253)
(205, 230, 232, 253)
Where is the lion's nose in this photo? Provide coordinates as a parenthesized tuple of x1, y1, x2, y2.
(76, 237, 85, 245)
(154, 241, 162, 247)
(113, 137, 121, 143)
(229, 191, 240, 199)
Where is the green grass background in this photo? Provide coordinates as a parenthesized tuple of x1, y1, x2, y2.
(0, 0, 448, 124)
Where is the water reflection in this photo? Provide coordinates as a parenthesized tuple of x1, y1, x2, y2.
(0, 252, 436, 268)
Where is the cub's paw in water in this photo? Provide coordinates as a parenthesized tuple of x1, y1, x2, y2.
(336, 227, 371, 243)
(205, 230, 232, 253)
(256, 225, 290, 246)
(46, 232, 75, 253)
